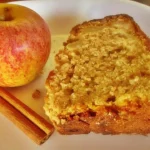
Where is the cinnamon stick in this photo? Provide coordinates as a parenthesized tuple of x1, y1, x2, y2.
(0, 87, 54, 145)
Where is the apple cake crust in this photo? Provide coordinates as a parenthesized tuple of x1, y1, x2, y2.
(54, 101, 150, 135)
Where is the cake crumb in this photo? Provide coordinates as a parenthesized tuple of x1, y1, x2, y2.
(32, 89, 41, 99)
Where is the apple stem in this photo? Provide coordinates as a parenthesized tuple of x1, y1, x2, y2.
(0, 7, 13, 21)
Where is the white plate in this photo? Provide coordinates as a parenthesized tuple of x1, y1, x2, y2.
(0, 0, 150, 150)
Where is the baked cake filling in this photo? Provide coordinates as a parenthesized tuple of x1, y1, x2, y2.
(44, 17, 150, 125)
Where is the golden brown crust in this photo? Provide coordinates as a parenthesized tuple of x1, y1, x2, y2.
(55, 101, 150, 135)
(70, 14, 133, 35)
(44, 14, 150, 135)
(65, 14, 149, 46)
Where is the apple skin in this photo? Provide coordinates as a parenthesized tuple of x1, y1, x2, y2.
(0, 4, 50, 87)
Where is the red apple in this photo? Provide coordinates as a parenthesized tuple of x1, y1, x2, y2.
(0, 4, 50, 87)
